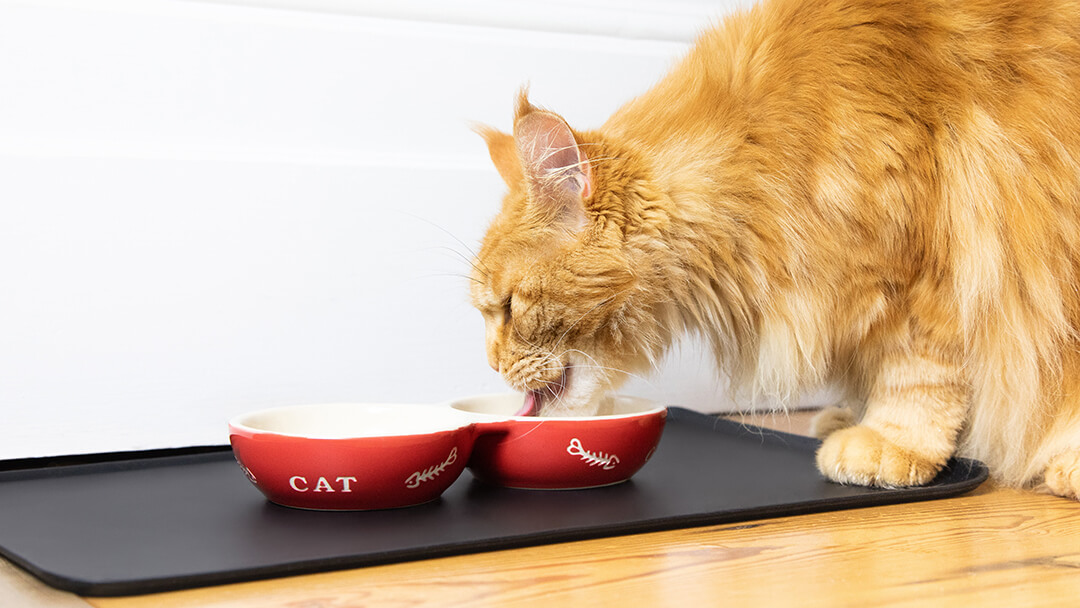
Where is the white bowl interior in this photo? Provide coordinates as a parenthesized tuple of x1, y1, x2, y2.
(231, 403, 473, 439)
(449, 393, 663, 419)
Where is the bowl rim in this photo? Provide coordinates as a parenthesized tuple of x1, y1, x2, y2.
(444, 392, 668, 421)
(228, 402, 475, 440)
(228, 394, 669, 442)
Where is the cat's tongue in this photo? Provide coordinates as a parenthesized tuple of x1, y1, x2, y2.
(516, 391, 541, 417)
(516, 367, 569, 416)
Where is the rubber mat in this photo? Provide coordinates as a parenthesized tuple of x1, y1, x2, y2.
(0, 408, 987, 596)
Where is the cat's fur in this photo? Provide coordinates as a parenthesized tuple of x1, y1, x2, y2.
(469, 0, 1080, 499)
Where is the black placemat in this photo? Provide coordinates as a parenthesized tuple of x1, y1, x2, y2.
(0, 408, 987, 596)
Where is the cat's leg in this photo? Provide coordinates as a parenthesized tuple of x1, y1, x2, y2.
(1035, 359, 1080, 499)
(816, 309, 968, 488)
(809, 398, 862, 440)
(1043, 450, 1080, 499)
(809, 406, 854, 439)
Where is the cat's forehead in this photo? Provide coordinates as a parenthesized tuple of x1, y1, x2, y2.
(471, 250, 527, 301)
(471, 202, 574, 304)
(469, 244, 516, 305)
(471, 236, 549, 304)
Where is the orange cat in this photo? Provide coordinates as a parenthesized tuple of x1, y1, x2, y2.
(469, 0, 1080, 499)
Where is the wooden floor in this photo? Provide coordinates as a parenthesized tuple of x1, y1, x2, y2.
(5, 411, 1080, 608)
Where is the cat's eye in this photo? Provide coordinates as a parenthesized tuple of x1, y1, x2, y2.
(502, 296, 513, 324)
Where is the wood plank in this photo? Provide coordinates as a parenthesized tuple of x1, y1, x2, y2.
(83, 484, 1080, 608)
(0, 557, 93, 608)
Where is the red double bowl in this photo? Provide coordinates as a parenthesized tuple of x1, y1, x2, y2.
(229, 394, 667, 511)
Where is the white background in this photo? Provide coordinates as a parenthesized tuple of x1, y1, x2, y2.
(0, 0, 815, 460)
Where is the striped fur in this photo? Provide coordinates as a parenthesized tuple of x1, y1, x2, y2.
(472, 0, 1080, 497)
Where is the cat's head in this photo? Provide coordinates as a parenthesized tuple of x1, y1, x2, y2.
(470, 92, 668, 416)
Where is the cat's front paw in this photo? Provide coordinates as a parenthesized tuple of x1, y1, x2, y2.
(1043, 450, 1080, 500)
(816, 425, 943, 488)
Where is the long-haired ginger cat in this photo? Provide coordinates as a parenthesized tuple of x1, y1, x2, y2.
(469, 0, 1080, 500)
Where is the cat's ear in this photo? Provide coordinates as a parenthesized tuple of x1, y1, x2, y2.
(512, 98, 592, 232)
(473, 124, 524, 189)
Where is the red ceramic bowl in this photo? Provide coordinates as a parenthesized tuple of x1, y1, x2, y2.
(229, 395, 667, 510)
(449, 393, 667, 490)
(229, 403, 478, 511)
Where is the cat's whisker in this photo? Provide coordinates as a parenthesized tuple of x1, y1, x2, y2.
(399, 211, 491, 277)
(421, 246, 492, 280)
(555, 348, 659, 390)
(512, 327, 545, 351)
(527, 346, 658, 393)
(414, 272, 486, 285)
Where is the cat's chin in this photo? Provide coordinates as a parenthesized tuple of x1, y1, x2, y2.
(532, 365, 616, 417)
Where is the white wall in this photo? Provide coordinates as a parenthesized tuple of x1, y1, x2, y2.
(0, 0, 788, 459)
